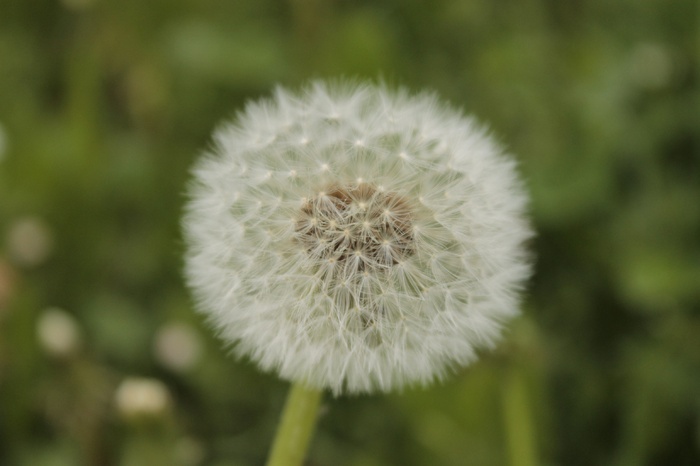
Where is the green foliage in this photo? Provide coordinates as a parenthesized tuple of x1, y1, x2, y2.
(0, 0, 698, 465)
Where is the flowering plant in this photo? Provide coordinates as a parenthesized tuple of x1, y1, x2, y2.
(183, 80, 531, 465)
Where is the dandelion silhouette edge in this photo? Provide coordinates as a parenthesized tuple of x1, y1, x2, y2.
(183, 80, 532, 395)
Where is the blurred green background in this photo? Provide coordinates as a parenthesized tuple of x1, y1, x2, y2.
(1, 0, 699, 465)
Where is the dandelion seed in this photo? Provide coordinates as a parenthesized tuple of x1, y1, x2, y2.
(183, 81, 532, 395)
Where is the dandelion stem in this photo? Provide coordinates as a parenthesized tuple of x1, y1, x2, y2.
(502, 367, 538, 466)
(265, 382, 323, 466)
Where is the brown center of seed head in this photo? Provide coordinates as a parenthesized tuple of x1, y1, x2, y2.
(295, 183, 415, 270)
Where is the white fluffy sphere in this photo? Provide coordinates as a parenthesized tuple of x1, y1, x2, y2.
(183, 81, 532, 394)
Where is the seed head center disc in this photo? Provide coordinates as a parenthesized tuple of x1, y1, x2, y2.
(296, 183, 415, 271)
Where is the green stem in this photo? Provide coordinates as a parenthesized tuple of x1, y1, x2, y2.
(502, 367, 538, 466)
(266, 382, 323, 466)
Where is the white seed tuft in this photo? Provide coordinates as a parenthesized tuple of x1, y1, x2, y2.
(183, 81, 532, 395)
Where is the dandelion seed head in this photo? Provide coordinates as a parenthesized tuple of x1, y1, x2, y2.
(36, 307, 81, 358)
(183, 81, 532, 394)
(115, 377, 171, 419)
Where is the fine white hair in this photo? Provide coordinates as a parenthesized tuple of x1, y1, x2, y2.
(183, 81, 532, 395)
